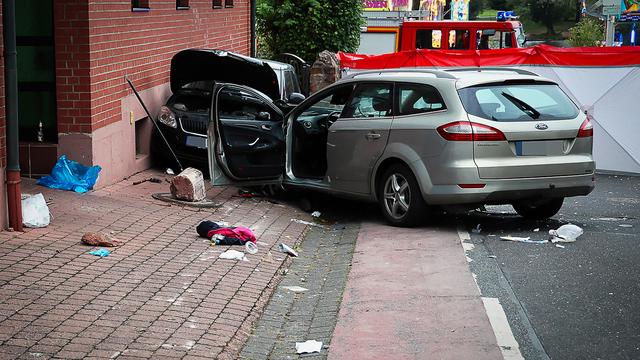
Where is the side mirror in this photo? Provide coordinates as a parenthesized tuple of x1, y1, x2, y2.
(518, 34, 527, 45)
(288, 92, 306, 105)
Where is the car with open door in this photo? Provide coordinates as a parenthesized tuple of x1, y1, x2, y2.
(209, 68, 595, 227)
(152, 49, 305, 168)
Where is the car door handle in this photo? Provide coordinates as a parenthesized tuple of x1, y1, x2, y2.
(365, 132, 381, 140)
(261, 124, 272, 131)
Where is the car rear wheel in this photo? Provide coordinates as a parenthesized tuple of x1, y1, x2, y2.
(379, 164, 427, 227)
(512, 197, 564, 220)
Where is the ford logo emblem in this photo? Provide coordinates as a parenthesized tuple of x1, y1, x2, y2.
(535, 123, 548, 130)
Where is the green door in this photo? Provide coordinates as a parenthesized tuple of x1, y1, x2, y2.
(16, 0, 56, 143)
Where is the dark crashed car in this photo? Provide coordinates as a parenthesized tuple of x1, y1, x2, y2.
(152, 49, 304, 168)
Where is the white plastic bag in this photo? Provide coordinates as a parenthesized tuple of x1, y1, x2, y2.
(21, 193, 50, 228)
(549, 224, 583, 243)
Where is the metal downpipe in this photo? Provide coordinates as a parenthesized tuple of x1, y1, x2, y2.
(2, 0, 23, 231)
(250, 0, 256, 57)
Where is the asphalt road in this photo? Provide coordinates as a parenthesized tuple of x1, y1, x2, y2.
(305, 174, 640, 360)
(462, 174, 640, 360)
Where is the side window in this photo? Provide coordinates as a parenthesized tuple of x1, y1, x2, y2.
(297, 84, 354, 121)
(477, 30, 515, 49)
(342, 83, 393, 119)
(416, 30, 442, 49)
(448, 30, 470, 50)
(397, 83, 446, 116)
(219, 88, 278, 121)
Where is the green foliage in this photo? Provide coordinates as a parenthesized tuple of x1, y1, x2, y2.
(469, 0, 485, 20)
(514, 0, 576, 35)
(569, 17, 604, 46)
(257, 0, 364, 62)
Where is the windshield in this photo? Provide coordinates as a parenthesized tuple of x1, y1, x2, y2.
(458, 83, 579, 122)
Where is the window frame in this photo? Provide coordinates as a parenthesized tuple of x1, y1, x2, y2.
(131, 0, 150, 12)
(225, 0, 234, 8)
(395, 82, 447, 116)
(177, 0, 190, 10)
(341, 82, 394, 120)
(213, 0, 223, 9)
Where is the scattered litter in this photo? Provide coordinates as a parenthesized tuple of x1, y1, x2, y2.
(89, 248, 110, 257)
(278, 243, 299, 257)
(218, 250, 247, 261)
(488, 255, 497, 259)
(196, 220, 257, 246)
(282, 286, 308, 293)
(555, 244, 566, 249)
(37, 155, 101, 193)
(533, 228, 540, 232)
(295, 340, 323, 354)
(500, 236, 548, 244)
(245, 241, 259, 254)
(591, 217, 627, 221)
(166, 168, 175, 175)
(291, 219, 324, 228)
(619, 224, 633, 228)
(549, 224, 583, 243)
(311, 211, 321, 218)
(81, 232, 122, 247)
(488, 234, 496, 237)
(332, 223, 346, 231)
(471, 224, 482, 234)
(21, 193, 50, 228)
(133, 177, 162, 185)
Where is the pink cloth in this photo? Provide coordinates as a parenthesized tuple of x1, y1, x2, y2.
(207, 226, 256, 243)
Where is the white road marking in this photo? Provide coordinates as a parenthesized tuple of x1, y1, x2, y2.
(482, 297, 524, 360)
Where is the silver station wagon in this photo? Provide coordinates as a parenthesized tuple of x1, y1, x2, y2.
(207, 68, 595, 226)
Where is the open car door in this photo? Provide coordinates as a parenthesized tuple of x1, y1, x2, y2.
(208, 83, 286, 186)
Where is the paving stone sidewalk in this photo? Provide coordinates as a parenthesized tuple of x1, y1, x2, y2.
(0, 169, 312, 359)
(240, 222, 359, 360)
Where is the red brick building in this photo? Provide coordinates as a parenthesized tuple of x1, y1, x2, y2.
(0, 0, 252, 228)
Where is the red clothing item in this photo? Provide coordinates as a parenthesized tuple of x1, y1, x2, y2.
(207, 226, 256, 244)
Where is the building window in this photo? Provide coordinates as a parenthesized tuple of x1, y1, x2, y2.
(177, 0, 190, 9)
(132, 0, 150, 11)
(213, 0, 223, 8)
(225, 0, 234, 7)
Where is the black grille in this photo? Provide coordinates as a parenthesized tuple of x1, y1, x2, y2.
(180, 117, 207, 135)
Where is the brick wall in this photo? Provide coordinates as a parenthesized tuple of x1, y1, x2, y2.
(0, 4, 6, 168)
(85, 0, 251, 132)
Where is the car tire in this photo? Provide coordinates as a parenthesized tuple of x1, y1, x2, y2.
(378, 164, 427, 227)
(512, 197, 564, 220)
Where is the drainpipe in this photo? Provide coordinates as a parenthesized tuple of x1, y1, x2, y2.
(250, 0, 256, 57)
(2, 0, 23, 232)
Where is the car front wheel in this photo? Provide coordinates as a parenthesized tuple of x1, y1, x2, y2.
(379, 164, 427, 227)
(512, 197, 564, 220)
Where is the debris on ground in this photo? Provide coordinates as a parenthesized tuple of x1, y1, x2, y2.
(218, 250, 247, 261)
(295, 340, 323, 354)
(37, 155, 101, 193)
(245, 241, 258, 254)
(133, 177, 162, 185)
(591, 217, 629, 221)
(533, 228, 540, 232)
(278, 243, 299, 257)
(170, 167, 206, 202)
(291, 218, 324, 228)
(555, 244, 566, 249)
(235, 189, 262, 198)
(332, 223, 347, 231)
(311, 211, 321, 218)
(196, 220, 257, 246)
(166, 168, 175, 175)
(81, 232, 122, 247)
(549, 224, 583, 243)
(619, 224, 633, 228)
(500, 236, 548, 244)
(488, 255, 497, 259)
(21, 193, 50, 228)
(282, 286, 308, 293)
(89, 248, 110, 257)
(472, 224, 482, 234)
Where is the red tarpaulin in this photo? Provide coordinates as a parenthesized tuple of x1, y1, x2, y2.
(337, 44, 640, 69)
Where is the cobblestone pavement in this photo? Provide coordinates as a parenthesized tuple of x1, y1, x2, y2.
(0, 170, 312, 359)
(239, 222, 359, 360)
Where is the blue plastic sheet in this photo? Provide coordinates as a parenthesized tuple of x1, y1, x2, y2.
(37, 155, 101, 193)
(89, 248, 110, 257)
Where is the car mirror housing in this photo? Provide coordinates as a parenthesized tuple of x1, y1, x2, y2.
(288, 92, 306, 105)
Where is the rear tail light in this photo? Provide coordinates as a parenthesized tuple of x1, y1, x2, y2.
(577, 117, 593, 138)
(437, 121, 506, 141)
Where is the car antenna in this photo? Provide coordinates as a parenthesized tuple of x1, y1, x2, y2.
(125, 75, 184, 172)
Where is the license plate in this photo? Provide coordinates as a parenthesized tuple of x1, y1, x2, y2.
(515, 140, 564, 156)
(186, 136, 207, 149)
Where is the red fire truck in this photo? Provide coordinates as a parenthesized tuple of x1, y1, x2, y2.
(358, 20, 526, 54)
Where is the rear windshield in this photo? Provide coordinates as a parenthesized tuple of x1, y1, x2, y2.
(458, 83, 579, 122)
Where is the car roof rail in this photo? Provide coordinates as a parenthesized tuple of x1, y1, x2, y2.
(443, 67, 539, 77)
(344, 68, 457, 80)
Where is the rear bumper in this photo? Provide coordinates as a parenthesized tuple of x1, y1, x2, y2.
(423, 173, 595, 205)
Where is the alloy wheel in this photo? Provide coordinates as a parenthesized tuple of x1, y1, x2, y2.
(383, 173, 411, 220)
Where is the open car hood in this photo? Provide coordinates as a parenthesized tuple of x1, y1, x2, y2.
(170, 49, 280, 100)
